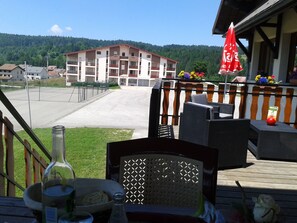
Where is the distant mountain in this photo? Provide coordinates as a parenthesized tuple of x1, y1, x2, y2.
(0, 33, 237, 80)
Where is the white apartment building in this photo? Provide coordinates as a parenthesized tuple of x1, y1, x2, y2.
(64, 44, 177, 86)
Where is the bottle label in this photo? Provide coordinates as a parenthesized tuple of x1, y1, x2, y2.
(43, 185, 75, 222)
(45, 206, 58, 223)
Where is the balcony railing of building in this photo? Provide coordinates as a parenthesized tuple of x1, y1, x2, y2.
(151, 74, 159, 78)
(109, 72, 119, 77)
(166, 67, 176, 71)
(129, 65, 138, 69)
(129, 74, 138, 78)
(86, 72, 95, 76)
(67, 70, 78, 74)
(166, 74, 174, 79)
(151, 66, 160, 70)
(109, 64, 119, 68)
(86, 61, 95, 66)
(148, 78, 297, 137)
(129, 56, 139, 61)
(120, 56, 129, 60)
(67, 61, 78, 65)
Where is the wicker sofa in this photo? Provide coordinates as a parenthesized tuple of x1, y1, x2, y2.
(179, 102, 250, 169)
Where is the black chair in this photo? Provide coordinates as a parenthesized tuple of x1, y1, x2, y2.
(179, 102, 250, 169)
(191, 94, 234, 119)
(106, 137, 218, 223)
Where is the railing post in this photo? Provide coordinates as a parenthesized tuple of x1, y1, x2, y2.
(148, 81, 162, 138)
(0, 111, 4, 196)
(172, 82, 181, 125)
(4, 117, 15, 196)
(161, 82, 171, 125)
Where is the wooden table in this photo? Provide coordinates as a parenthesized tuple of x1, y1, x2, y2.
(0, 196, 205, 223)
(0, 196, 37, 223)
(2, 190, 297, 223)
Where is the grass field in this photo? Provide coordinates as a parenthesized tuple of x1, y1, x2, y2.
(13, 127, 133, 197)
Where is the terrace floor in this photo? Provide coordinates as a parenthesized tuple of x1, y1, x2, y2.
(173, 126, 297, 222)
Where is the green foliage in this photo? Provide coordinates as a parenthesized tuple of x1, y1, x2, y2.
(193, 61, 208, 74)
(0, 33, 246, 81)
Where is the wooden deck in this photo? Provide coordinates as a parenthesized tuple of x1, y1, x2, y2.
(173, 125, 297, 222)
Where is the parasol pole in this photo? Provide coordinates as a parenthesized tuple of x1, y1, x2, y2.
(224, 75, 227, 100)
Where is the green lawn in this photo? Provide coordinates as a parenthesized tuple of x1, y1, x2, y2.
(13, 127, 133, 197)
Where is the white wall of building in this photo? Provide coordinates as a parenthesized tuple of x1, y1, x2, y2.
(97, 48, 108, 82)
(78, 53, 86, 82)
(160, 58, 167, 78)
(140, 51, 151, 79)
(249, 8, 297, 81)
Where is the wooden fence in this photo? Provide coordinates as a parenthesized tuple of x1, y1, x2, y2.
(0, 111, 48, 197)
(149, 79, 297, 137)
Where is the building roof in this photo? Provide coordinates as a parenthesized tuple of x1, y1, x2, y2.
(235, 0, 297, 35)
(65, 44, 178, 63)
(18, 65, 46, 73)
(48, 65, 57, 71)
(26, 66, 45, 73)
(213, 0, 297, 38)
(213, 0, 266, 36)
(0, 64, 24, 71)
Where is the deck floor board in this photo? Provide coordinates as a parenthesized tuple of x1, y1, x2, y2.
(173, 125, 297, 221)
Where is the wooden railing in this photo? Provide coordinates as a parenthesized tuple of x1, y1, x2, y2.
(0, 111, 49, 197)
(149, 79, 297, 137)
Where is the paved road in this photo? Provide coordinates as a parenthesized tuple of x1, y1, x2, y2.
(0, 86, 151, 138)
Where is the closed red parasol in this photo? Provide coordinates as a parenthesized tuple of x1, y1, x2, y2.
(219, 22, 243, 96)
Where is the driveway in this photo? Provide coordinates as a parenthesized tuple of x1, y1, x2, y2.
(0, 86, 152, 138)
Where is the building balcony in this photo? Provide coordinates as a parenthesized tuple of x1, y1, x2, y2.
(129, 56, 139, 62)
(167, 67, 176, 71)
(129, 74, 138, 78)
(110, 55, 119, 60)
(67, 61, 78, 65)
(109, 64, 119, 68)
(86, 72, 95, 76)
(129, 65, 138, 69)
(151, 74, 159, 78)
(67, 70, 78, 74)
(120, 56, 129, 60)
(151, 66, 160, 70)
(166, 74, 174, 79)
(109, 73, 119, 77)
(86, 61, 95, 66)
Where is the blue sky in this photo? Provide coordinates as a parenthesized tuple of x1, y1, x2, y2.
(0, 0, 225, 47)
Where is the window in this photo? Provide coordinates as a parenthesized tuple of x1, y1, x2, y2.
(97, 51, 101, 55)
(147, 55, 151, 58)
(131, 53, 135, 56)
(122, 52, 125, 56)
(287, 32, 297, 81)
(258, 41, 274, 75)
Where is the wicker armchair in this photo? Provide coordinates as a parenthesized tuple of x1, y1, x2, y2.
(191, 94, 234, 119)
(106, 137, 218, 222)
(179, 102, 250, 169)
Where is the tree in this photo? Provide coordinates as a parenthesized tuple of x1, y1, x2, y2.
(194, 61, 208, 74)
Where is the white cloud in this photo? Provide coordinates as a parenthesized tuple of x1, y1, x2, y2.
(65, 26, 72, 31)
(49, 24, 63, 35)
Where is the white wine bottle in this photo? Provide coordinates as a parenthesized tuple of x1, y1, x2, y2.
(42, 125, 76, 223)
